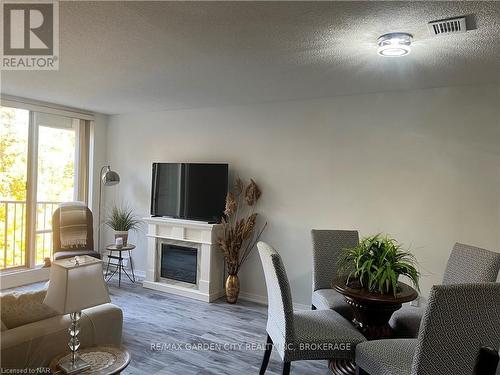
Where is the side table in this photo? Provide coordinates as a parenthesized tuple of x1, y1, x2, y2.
(49, 345, 130, 375)
(105, 244, 136, 287)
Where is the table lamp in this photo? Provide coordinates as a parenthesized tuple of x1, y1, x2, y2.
(44, 255, 111, 374)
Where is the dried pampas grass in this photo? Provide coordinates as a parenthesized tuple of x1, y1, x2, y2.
(217, 178, 266, 275)
(244, 179, 261, 206)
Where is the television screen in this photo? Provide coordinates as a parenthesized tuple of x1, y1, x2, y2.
(151, 163, 228, 222)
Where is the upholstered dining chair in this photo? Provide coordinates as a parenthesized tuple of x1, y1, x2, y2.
(356, 282, 500, 375)
(52, 202, 101, 260)
(389, 242, 500, 338)
(257, 241, 365, 375)
(311, 230, 359, 319)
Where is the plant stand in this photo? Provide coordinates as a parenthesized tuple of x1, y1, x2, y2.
(105, 244, 136, 287)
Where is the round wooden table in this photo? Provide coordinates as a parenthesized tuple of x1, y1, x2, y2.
(333, 278, 418, 340)
(50, 345, 130, 375)
(329, 278, 418, 375)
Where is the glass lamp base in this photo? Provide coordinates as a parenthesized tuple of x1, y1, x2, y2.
(58, 356, 91, 375)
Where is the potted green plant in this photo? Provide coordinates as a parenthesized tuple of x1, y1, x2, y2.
(338, 233, 420, 296)
(105, 205, 141, 246)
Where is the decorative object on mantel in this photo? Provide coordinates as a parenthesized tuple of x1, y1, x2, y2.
(338, 233, 420, 296)
(105, 205, 141, 246)
(217, 178, 267, 304)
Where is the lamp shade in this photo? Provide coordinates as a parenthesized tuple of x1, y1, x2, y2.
(43, 256, 111, 314)
(102, 167, 120, 186)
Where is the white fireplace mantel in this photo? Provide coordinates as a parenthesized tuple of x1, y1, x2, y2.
(142, 216, 225, 302)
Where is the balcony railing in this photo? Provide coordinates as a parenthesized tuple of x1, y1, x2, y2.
(0, 200, 60, 270)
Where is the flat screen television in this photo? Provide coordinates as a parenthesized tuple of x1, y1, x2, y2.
(150, 163, 228, 222)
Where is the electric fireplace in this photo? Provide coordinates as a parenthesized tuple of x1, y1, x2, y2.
(160, 243, 198, 284)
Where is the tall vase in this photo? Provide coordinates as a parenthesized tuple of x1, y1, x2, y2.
(225, 274, 240, 304)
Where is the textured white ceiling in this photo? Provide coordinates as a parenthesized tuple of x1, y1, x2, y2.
(2, 1, 499, 114)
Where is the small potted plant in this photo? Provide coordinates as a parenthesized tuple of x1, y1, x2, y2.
(105, 205, 141, 246)
(338, 233, 420, 295)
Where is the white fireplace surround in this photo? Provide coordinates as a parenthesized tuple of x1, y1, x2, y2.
(142, 216, 225, 302)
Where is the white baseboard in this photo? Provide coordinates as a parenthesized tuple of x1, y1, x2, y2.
(133, 269, 146, 279)
(238, 291, 268, 305)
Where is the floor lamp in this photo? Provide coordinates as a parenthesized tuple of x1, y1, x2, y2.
(97, 166, 120, 253)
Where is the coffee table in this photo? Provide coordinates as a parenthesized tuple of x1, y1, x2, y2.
(49, 345, 130, 375)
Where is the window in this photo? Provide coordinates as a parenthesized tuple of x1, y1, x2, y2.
(0, 108, 29, 269)
(0, 105, 91, 270)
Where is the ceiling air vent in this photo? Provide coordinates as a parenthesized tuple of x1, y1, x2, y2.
(428, 17, 467, 36)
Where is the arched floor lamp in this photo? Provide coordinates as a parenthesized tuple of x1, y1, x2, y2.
(98, 166, 120, 253)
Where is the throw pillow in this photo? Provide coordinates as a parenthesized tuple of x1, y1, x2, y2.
(0, 289, 58, 329)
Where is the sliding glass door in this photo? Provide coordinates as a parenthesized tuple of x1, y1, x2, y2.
(35, 113, 79, 265)
(0, 106, 86, 270)
(0, 107, 29, 269)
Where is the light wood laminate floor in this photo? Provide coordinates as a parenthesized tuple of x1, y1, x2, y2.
(10, 276, 330, 375)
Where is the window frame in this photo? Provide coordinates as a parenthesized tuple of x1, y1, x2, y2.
(0, 97, 94, 272)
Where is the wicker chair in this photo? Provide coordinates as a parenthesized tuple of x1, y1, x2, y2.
(257, 241, 365, 375)
(311, 230, 359, 319)
(389, 243, 500, 338)
(52, 202, 101, 260)
(356, 282, 500, 375)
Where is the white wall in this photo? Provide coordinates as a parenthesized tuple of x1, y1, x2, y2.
(104, 84, 500, 305)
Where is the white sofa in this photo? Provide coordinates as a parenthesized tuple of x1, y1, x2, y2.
(1, 289, 123, 370)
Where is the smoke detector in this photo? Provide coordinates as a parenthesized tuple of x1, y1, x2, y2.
(428, 16, 467, 36)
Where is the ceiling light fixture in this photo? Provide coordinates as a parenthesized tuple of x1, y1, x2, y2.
(377, 33, 413, 57)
